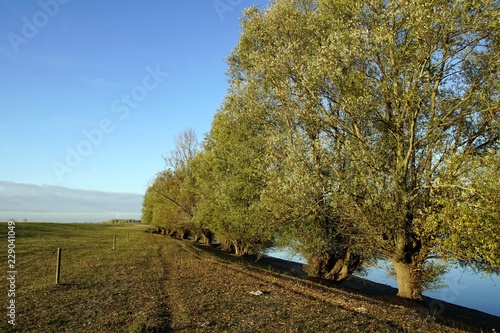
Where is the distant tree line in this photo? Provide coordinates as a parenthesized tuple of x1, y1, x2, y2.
(106, 219, 141, 224)
(143, 0, 500, 300)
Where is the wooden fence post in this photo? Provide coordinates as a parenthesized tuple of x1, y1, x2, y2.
(55, 248, 62, 285)
(113, 234, 117, 250)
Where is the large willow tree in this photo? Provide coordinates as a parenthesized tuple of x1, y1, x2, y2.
(230, 0, 499, 298)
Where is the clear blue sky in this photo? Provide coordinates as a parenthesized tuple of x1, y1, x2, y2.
(0, 0, 269, 195)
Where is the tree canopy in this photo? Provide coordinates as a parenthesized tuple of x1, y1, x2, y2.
(143, 0, 499, 299)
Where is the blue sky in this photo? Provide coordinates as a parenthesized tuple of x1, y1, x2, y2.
(0, 0, 269, 212)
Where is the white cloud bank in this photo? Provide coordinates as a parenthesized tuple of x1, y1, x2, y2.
(0, 181, 143, 222)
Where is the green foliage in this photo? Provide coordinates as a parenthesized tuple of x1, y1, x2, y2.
(229, 0, 369, 279)
(141, 186, 154, 225)
(142, 0, 499, 297)
(226, 0, 500, 296)
(141, 130, 201, 238)
(426, 150, 500, 272)
(149, 169, 195, 235)
(193, 91, 275, 255)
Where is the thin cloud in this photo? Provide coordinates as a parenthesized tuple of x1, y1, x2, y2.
(0, 181, 143, 216)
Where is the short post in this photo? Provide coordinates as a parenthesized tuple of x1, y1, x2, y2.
(113, 234, 117, 250)
(127, 232, 129, 242)
(55, 248, 62, 285)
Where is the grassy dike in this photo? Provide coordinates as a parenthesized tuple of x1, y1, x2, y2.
(0, 223, 497, 332)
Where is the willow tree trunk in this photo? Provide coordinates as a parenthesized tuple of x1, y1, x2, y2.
(306, 250, 361, 283)
(391, 213, 425, 299)
(391, 258, 423, 299)
(200, 229, 213, 246)
(232, 240, 251, 257)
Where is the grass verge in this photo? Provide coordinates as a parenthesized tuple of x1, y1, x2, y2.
(1, 223, 170, 333)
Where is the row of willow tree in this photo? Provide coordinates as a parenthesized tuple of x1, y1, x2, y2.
(143, 0, 500, 300)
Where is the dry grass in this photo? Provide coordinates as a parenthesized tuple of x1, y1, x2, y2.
(1, 223, 169, 332)
(0, 223, 497, 332)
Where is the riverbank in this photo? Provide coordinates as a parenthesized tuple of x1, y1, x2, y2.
(186, 239, 500, 332)
(1, 223, 497, 332)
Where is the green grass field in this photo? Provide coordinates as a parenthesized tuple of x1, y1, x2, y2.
(1, 222, 170, 332)
(1, 222, 497, 333)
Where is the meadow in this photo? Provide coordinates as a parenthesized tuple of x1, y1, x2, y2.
(1, 222, 498, 332)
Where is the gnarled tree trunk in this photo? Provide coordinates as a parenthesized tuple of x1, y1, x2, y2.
(392, 231, 425, 300)
(392, 258, 423, 300)
(200, 229, 213, 246)
(233, 240, 251, 256)
(220, 240, 233, 252)
(305, 250, 361, 283)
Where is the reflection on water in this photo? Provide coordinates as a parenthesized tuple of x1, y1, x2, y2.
(266, 249, 500, 317)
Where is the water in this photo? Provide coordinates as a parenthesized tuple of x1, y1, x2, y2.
(363, 262, 500, 317)
(266, 249, 500, 317)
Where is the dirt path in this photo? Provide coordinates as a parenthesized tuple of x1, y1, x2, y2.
(159, 237, 474, 333)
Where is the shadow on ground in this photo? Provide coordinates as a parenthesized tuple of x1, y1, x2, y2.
(186, 240, 500, 332)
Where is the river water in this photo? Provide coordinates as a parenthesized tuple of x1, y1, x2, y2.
(266, 249, 499, 317)
(364, 263, 500, 317)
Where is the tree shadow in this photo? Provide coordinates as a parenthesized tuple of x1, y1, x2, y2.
(187, 240, 500, 332)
